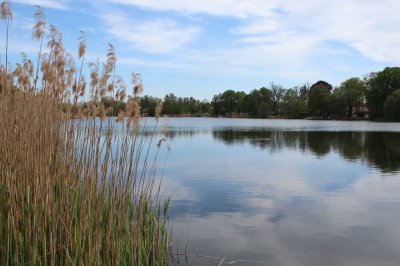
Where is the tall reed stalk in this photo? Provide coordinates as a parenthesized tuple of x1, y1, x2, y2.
(1, 0, 12, 93)
(32, 5, 45, 93)
(0, 2, 171, 265)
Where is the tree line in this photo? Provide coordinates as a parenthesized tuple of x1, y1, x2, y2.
(211, 67, 400, 121)
(92, 67, 400, 121)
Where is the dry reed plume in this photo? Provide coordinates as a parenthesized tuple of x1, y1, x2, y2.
(0, 1, 171, 264)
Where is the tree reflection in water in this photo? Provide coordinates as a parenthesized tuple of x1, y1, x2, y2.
(213, 130, 400, 173)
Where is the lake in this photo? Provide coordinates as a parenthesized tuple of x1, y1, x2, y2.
(144, 118, 400, 266)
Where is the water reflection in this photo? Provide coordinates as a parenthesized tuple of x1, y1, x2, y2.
(136, 118, 400, 173)
(211, 130, 400, 173)
(146, 127, 400, 172)
(131, 118, 400, 265)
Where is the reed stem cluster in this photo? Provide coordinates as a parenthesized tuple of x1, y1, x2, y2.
(0, 2, 170, 264)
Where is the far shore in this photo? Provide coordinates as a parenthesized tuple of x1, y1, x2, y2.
(118, 114, 378, 122)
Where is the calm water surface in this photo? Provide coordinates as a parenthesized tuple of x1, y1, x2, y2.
(146, 118, 400, 266)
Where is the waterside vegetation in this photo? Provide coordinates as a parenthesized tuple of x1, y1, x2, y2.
(0, 1, 170, 264)
(87, 67, 400, 121)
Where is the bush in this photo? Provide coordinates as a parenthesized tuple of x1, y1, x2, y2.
(384, 89, 400, 121)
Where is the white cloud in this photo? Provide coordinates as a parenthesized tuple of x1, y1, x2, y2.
(11, 12, 35, 30)
(108, 0, 279, 18)
(11, 0, 68, 10)
(7, 0, 399, 90)
(119, 57, 188, 69)
(101, 11, 200, 54)
(294, 0, 400, 63)
(107, 0, 400, 64)
(232, 18, 280, 35)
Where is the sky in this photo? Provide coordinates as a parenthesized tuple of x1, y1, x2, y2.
(1, 0, 399, 100)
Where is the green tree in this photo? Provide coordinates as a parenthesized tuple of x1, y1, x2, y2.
(101, 96, 113, 108)
(299, 84, 309, 105)
(281, 88, 306, 119)
(140, 95, 160, 116)
(326, 89, 346, 118)
(100, 96, 126, 116)
(212, 93, 223, 116)
(243, 90, 260, 117)
(366, 67, 400, 119)
(308, 83, 331, 117)
(384, 89, 400, 121)
(310, 81, 333, 91)
(339, 77, 366, 117)
(200, 99, 211, 114)
(259, 87, 273, 103)
(163, 93, 181, 115)
(258, 102, 271, 118)
(243, 88, 272, 117)
(220, 90, 239, 116)
(235, 91, 247, 114)
(212, 90, 248, 116)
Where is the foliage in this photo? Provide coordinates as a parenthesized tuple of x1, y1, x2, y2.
(242, 88, 272, 117)
(366, 67, 400, 119)
(68, 68, 400, 121)
(140, 95, 161, 116)
(137, 69, 400, 120)
(310, 80, 333, 92)
(163, 93, 210, 116)
(212, 90, 246, 116)
(281, 89, 306, 119)
(257, 102, 271, 118)
(308, 84, 331, 117)
(326, 89, 347, 118)
(87, 67, 400, 121)
(339, 77, 366, 118)
(384, 89, 400, 121)
(101, 96, 126, 116)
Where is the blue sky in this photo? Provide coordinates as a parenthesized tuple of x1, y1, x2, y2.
(1, 0, 399, 100)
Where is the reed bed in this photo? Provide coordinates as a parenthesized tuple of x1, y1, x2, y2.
(0, 1, 170, 265)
